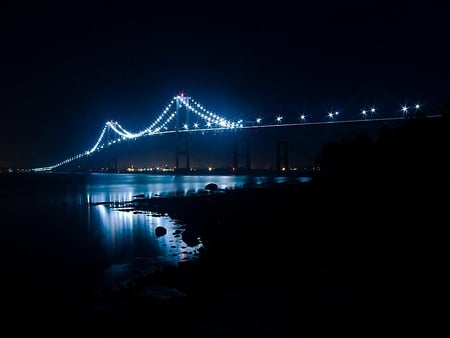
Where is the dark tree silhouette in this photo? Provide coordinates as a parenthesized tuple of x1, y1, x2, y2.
(314, 92, 448, 186)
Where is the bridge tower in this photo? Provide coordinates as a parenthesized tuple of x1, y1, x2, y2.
(103, 124, 118, 173)
(175, 94, 190, 172)
(275, 139, 289, 172)
(233, 134, 251, 172)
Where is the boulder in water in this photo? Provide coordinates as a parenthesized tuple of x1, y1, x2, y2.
(155, 226, 167, 237)
(205, 182, 218, 191)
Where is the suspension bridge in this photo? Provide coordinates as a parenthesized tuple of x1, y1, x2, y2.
(32, 92, 439, 173)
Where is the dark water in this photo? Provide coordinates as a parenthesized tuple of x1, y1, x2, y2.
(0, 172, 309, 301)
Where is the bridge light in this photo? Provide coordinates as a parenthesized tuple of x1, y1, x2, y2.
(183, 124, 188, 129)
(401, 105, 408, 114)
(328, 112, 334, 119)
(194, 122, 199, 128)
(361, 109, 367, 118)
(276, 116, 283, 123)
(415, 104, 420, 110)
(256, 117, 262, 124)
(300, 114, 305, 121)
(371, 107, 376, 114)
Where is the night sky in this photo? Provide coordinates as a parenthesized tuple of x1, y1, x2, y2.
(1, 0, 449, 169)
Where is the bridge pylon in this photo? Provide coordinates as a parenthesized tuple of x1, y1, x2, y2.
(106, 156, 118, 173)
(276, 139, 289, 172)
(233, 134, 251, 172)
(175, 133, 190, 171)
(175, 93, 191, 172)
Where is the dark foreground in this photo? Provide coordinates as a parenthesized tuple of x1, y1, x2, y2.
(4, 173, 446, 337)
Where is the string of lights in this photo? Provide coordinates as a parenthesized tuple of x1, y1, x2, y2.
(31, 95, 433, 172)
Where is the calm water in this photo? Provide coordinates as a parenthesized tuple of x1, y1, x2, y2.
(0, 172, 309, 298)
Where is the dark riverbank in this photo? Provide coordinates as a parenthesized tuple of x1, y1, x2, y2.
(59, 166, 445, 338)
(76, 180, 352, 337)
(2, 173, 444, 338)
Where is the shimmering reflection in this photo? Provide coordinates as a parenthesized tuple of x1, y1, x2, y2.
(1, 173, 311, 296)
(83, 174, 312, 287)
(84, 173, 308, 204)
(92, 203, 203, 287)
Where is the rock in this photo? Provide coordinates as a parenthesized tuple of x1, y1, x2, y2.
(155, 226, 167, 237)
(205, 182, 218, 191)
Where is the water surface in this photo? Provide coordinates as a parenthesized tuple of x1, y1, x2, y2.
(1, 172, 308, 295)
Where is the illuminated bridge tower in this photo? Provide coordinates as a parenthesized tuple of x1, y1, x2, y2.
(276, 139, 289, 172)
(233, 134, 251, 172)
(104, 125, 118, 173)
(175, 94, 190, 172)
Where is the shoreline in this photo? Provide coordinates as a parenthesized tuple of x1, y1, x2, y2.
(77, 179, 353, 336)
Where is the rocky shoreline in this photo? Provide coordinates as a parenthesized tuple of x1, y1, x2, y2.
(72, 180, 355, 337)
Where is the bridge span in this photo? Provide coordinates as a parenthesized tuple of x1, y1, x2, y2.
(31, 93, 439, 173)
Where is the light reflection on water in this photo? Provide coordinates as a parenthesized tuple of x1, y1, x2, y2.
(93, 203, 203, 287)
(84, 173, 311, 204)
(83, 174, 310, 285)
(1, 173, 310, 291)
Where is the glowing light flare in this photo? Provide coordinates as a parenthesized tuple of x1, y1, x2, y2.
(326, 110, 340, 120)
